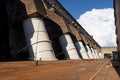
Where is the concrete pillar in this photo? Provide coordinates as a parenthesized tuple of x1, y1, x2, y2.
(75, 41, 89, 59)
(59, 34, 80, 59)
(23, 18, 57, 61)
(86, 45, 94, 59)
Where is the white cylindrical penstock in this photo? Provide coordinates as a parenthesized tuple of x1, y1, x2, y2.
(59, 34, 80, 59)
(91, 48, 97, 59)
(86, 45, 94, 59)
(98, 53, 102, 59)
(23, 18, 57, 61)
(75, 41, 89, 59)
(94, 49, 100, 59)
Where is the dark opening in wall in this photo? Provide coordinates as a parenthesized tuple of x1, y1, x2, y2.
(44, 18, 66, 60)
(104, 53, 112, 59)
(0, 1, 11, 61)
(6, 0, 28, 61)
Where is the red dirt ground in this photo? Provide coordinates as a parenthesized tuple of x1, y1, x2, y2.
(0, 59, 119, 80)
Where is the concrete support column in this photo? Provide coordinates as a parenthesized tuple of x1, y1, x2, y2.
(86, 45, 94, 59)
(75, 41, 89, 59)
(59, 34, 80, 59)
(23, 18, 57, 61)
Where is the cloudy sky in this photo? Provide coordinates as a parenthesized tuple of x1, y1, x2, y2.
(59, 0, 117, 47)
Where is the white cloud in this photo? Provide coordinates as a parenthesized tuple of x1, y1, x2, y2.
(77, 8, 117, 47)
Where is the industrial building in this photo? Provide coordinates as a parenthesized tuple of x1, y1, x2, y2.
(114, 0, 120, 60)
(100, 47, 117, 59)
(0, 0, 101, 61)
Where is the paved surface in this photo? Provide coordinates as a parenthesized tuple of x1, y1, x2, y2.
(112, 61, 120, 77)
(91, 61, 120, 80)
(0, 59, 119, 80)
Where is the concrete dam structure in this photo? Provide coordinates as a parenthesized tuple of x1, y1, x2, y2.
(114, 0, 120, 60)
(0, 0, 101, 61)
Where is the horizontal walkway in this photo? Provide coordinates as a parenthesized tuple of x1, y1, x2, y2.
(90, 61, 120, 80)
(0, 59, 119, 80)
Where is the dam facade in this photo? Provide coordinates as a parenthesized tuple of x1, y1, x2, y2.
(114, 0, 120, 60)
(0, 0, 101, 61)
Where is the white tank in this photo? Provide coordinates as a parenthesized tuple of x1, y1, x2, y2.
(86, 45, 94, 59)
(75, 41, 89, 59)
(23, 18, 57, 61)
(91, 48, 97, 59)
(59, 34, 80, 59)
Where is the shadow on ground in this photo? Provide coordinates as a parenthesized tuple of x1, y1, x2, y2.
(111, 60, 120, 77)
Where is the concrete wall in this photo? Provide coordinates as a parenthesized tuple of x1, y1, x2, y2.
(114, 0, 120, 59)
(101, 47, 117, 54)
(0, 1, 11, 61)
(0, 0, 101, 61)
(100, 47, 117, 58)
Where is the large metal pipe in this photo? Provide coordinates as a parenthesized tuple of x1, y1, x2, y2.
(94, 49, 100, 59)
(75, 41, 89, 59)
(98, 53, 102, 59)
(91, 48, 97, 59)
(86, 45, 94, 59)
(23, 18, 57, 61)
(59, 34, 80, 59)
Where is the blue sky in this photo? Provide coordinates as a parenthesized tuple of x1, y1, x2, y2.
(58, 0, 113, 19)
(58, 0, 116, 47)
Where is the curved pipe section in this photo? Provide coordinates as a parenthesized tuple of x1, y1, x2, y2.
(86, 45, 94, 59)
(75, 41, 89, 59)
(98, 53, 102, 59)
(23, 18, 57, 61)
(94, 49, 100, 59)
(59, 34, 80, 59)
(91, 48, 97, 59)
